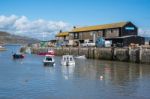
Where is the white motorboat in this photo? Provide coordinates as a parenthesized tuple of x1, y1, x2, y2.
(61, 55, 75, 66)
(0, 46, 6, 51)
(25, 47, 31, 54)
(43, 55, 55, 66)
(75, 55, 86, 59)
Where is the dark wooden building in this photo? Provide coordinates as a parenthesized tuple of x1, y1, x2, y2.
(105, 35, 145, 47)
(69, 21, 144, 46)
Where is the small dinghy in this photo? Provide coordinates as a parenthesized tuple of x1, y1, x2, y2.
(43, 55, 55, 66)
(13, 53, 24, 59)
(75, 55, 86, 59)
(0, 46, 6, 51)
(61, 55, 75, 66)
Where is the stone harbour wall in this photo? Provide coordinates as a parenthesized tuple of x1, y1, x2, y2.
(21, 47, 150, 64)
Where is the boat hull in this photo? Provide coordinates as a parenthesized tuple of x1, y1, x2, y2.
(43, 61, 55, 66)
(13, 54, 24, 59)
(61, 61, 75, 66)
(61, 55, 75, 66)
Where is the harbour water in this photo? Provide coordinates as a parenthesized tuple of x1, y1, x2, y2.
(0, 45, 150, 99)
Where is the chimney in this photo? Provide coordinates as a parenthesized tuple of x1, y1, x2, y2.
(73, 26, 76, 29)
(59, 30, 62, 33)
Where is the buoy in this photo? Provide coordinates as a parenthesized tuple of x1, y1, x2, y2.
(100, 76, 103, 80)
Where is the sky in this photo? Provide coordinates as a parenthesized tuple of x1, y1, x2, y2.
(0, 0, 150, 40)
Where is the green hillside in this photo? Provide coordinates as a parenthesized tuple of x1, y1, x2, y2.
(0, 31, 39, 44)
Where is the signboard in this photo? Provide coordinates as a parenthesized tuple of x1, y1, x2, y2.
(125, 27, 135, 30)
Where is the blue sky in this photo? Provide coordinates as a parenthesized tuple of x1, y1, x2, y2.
(0, 0, 150, 39)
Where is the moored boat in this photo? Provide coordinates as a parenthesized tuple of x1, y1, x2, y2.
(43, 55, 55, 66)
(38, 49, 55, 56)
(13, 53, 25, 59)
(0, 46, 6, 51)
(75, 55, 86, 59)
(61, 55, 75, 66)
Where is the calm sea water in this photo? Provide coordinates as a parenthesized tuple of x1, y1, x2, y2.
(0, 45, 150, 99)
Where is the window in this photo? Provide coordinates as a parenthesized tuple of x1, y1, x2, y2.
(74, 33, 79, 39)
(90, 32, 93, 36)
(64, 58, 66, 61)
(70, 58, 72, 61)
(46, 57, 52, 61)
(70, 33, 73, 36)
(106, 29, 111, 34)
(113, 29, 119, 33)
(97, 30, 103, 37)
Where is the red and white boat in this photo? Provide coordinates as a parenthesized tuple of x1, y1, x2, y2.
(38, 49, 55, 56)
(43, 55, 55, 66)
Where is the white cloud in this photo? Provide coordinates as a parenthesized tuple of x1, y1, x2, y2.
(138, 28, 150, 37)
(0, 15, 72, 40)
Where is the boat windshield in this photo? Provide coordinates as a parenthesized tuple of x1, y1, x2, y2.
(46, 57, 52, 61)
(70, 57, 73, 61)
(63, 56, 74, 61)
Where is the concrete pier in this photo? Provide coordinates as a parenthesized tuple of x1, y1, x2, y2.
(140, 48, 150, 64)
(21, 47, 150, 64)
(129, 48, 140, 63)
(114, 48, 129, 62)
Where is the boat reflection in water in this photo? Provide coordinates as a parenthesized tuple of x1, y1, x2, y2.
(61, 65, 75, 80)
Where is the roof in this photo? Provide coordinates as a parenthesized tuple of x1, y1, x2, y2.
(56, 32, 69, 37)
(70, 22, 129, 33)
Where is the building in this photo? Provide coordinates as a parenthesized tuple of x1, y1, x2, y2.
(105, 35, 145, 47)
(55, 22, 145, 47)
(56, 31, 69, 41)
(55, 31, 70, 46)
(69, 21, 144, 47)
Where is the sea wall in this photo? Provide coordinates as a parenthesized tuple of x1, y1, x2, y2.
(114, 48, 129, 62)
(21, 47, 150, 64)
(140, 48, 150, 64)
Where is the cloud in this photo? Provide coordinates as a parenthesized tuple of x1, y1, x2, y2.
(138, 28, 150, 37)
(0, 15, 72, 40)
